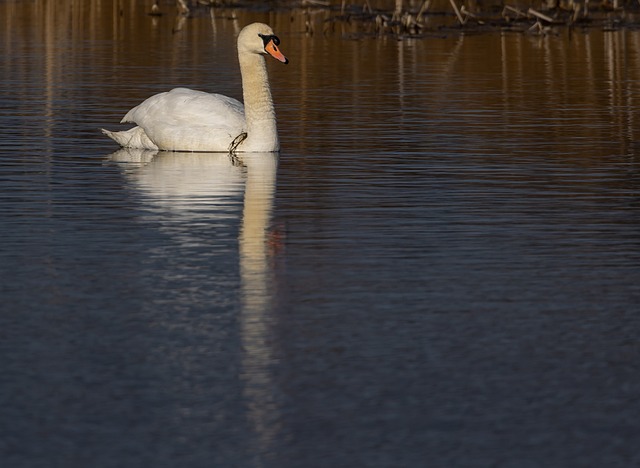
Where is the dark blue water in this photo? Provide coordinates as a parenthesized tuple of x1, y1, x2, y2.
(2, 2, 640, 466)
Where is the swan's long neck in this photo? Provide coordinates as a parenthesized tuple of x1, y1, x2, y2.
(239, 53, 279, 152)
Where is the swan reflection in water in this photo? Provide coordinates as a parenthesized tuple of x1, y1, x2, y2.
(109, 148, 280, 452)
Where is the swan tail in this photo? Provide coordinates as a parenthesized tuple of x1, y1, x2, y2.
(101, 127, 159, 150)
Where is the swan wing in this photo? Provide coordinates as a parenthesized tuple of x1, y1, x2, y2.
(122, 88, 247, 152)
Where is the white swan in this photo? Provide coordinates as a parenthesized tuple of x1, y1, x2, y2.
(102, 23, 288, 153)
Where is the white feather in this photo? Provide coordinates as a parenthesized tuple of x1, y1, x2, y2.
(102, 23, 286, 153)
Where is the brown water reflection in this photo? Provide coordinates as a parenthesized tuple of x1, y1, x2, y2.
(3, 0, 640, 160)
(280, 28, 640, 157)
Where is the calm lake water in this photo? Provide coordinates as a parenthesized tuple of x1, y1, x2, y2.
(1, 0, 640, 466)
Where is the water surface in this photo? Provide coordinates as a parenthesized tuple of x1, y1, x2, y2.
(1, 1, 639, 466)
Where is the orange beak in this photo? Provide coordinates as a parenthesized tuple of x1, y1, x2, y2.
(265, 39, 289, 64)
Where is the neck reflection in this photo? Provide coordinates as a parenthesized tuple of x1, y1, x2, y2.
(109, 148, 280, 453)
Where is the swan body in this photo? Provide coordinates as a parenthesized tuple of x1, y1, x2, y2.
(102, 23, 288, 153)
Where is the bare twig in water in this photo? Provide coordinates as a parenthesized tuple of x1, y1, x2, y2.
(303, 0, 330, 6)
(449, 0, 466, 24)
(176, 0, 190, 16)
(502, 5, 527, 20)
(417, 0, 431, 22)
(461, 5, 484, 24)
(149, 1, 162, 16)
(527, 8, 555, 23)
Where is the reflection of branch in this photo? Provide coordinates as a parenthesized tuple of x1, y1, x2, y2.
(429, 35, 464, 115)
(442, 35, 465, 82)
(172, 15, 186, 34)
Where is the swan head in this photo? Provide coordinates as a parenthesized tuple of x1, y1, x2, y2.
(238, 23, 289, 64)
